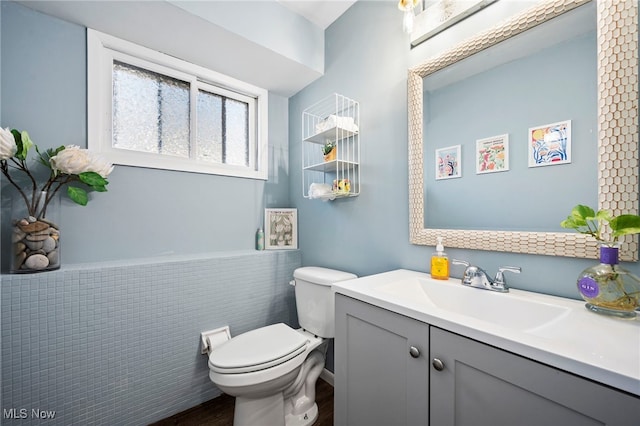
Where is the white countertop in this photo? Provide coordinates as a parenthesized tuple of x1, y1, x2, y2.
(332, 269, 640, 397)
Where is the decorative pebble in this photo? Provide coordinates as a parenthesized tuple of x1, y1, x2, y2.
(19, 219, 29, 226)
(12, 229, 26, 243)
(18, 221, 49, 233)
(26, 234, 50, 242)
(27, 216, 37, 223)
(24, 240, 44, 251)
(15, 242, 26, 254)
(47, 250, 59, 266)
(42, 237, 57, 252)
(40, 218, 58, 228)
(24, 254, 49, 270)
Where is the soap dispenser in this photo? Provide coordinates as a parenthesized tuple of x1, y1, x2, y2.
(431, 236, 449, 280)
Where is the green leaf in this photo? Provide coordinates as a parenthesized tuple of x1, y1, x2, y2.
(10, 130, 34, 161)
(571, 204, 595, 221)
(560, 217, 579, 229)
(610, 215, 640, 238)
(67, 186, 88, 206)
(20, 131, 33, 158)
(595, 209, 613, 223)
(79, 171, 108, 187)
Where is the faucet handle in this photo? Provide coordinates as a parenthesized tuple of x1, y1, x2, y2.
(494, 266, 521, 288)
(451, 259, 488, 287)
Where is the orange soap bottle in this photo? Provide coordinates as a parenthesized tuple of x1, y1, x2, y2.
(430, 236, 449, 280)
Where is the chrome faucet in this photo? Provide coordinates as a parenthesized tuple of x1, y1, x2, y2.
(451, 259, 521, 293)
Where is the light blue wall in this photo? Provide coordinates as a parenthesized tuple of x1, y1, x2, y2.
(0, 3, 299, 424)
(0, 1, 290, 267)
(168, 0, 324, 74)
(290, 1, 640, 300)
(1, 250, 301, 425)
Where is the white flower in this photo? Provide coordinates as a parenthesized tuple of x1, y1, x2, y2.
(50, 145, 114, 177)
(0, 127, 17, 160)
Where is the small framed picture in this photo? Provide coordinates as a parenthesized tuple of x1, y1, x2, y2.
(435, 145, 462, 180)
(528, 120, 571, 167)
(476, 134, 509, 174)
(265, 208, 298, 250)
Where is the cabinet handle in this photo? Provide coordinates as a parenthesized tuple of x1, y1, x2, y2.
(409, 346, 420, 358)
(432, 358, 445, 371)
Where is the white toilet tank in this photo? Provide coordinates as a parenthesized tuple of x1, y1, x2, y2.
(292, 266, 357, 338)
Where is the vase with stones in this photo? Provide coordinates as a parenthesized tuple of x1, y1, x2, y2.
(10, 191, 60, 273)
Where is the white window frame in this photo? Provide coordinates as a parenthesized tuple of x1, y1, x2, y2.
(87, 29, 268, 180)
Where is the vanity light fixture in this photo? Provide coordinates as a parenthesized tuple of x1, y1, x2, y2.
(398, 0, 419, 33)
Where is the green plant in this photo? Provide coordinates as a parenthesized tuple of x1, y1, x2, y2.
(560, 204, 640, 246)
(322, 141, 335, 155)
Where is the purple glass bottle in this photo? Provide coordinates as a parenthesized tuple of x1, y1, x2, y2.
(577, 245, 640, 318)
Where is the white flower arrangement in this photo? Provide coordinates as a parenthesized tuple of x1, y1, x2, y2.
(0, 127, 114, 218)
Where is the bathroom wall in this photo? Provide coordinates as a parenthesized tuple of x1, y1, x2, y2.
(1, 250, 301, 425)
(1, 2, 299, 424)
(0, 1, 291, 267)
(290, 0, 640, 300)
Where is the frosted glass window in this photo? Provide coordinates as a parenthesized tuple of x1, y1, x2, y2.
(225, 99, 249, 167)
(113, 62, 190, 158)
(88, 29, 268, 179)
(196, 90, 223, 163)
(196, 90, 249, 167)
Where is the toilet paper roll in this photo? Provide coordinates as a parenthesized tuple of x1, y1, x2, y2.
(201, 326, 231, 354)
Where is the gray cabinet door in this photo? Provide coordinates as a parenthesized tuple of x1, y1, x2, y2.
(335, 294, 430, 426)
(430, 326, 640, 426)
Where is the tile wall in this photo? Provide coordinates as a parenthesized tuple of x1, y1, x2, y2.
(1, 250, 301, 425)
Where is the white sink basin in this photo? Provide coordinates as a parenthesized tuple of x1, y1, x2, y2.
(332, 269, 640, 397)
(375, 276, 570, 332)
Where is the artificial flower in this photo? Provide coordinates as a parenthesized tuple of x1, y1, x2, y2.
(0, 127, 114, 216)
(0, 127, 17, 160)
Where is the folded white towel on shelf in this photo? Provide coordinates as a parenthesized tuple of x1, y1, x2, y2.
(308, 183, 336, 201)
(315, 115, 359, 134)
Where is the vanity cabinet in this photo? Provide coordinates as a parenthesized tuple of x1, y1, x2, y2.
(334, 294, 429, 426)
(430, 326, 639, 426)
(302, 93, 360, 200)
(335, 294, 640, 426)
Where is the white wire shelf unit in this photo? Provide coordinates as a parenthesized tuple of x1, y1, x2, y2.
(302, 93, 360, 200)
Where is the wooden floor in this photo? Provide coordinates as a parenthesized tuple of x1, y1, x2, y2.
(150, 379, 334, 426)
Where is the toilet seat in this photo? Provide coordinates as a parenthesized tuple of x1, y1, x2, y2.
(209, 323, 309, 374)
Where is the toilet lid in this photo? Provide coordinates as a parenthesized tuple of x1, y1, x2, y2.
(209, 323, 308, 373)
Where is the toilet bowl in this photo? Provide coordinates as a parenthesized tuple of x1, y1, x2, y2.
(207, 267, 357, 426)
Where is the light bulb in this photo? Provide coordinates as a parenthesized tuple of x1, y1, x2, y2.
(403, 9, 415, 33)
(398, 0, 418, 34)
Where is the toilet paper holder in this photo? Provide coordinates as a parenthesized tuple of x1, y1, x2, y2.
(200, 326, 231, 355)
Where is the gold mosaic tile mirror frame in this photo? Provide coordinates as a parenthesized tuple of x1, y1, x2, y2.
(408, 0, 638, 260)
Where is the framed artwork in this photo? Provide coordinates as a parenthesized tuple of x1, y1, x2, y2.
(435, 145, 462, 180)
(528, 120, 571, 167)
(265, 208, 298, 250)
(476, 134, 509, 174)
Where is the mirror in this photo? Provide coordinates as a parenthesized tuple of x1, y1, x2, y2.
(423, 3, 597, 232)
(407, 0, 638, 260)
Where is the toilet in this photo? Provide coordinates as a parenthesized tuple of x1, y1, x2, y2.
(208, 266, 357, 426)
